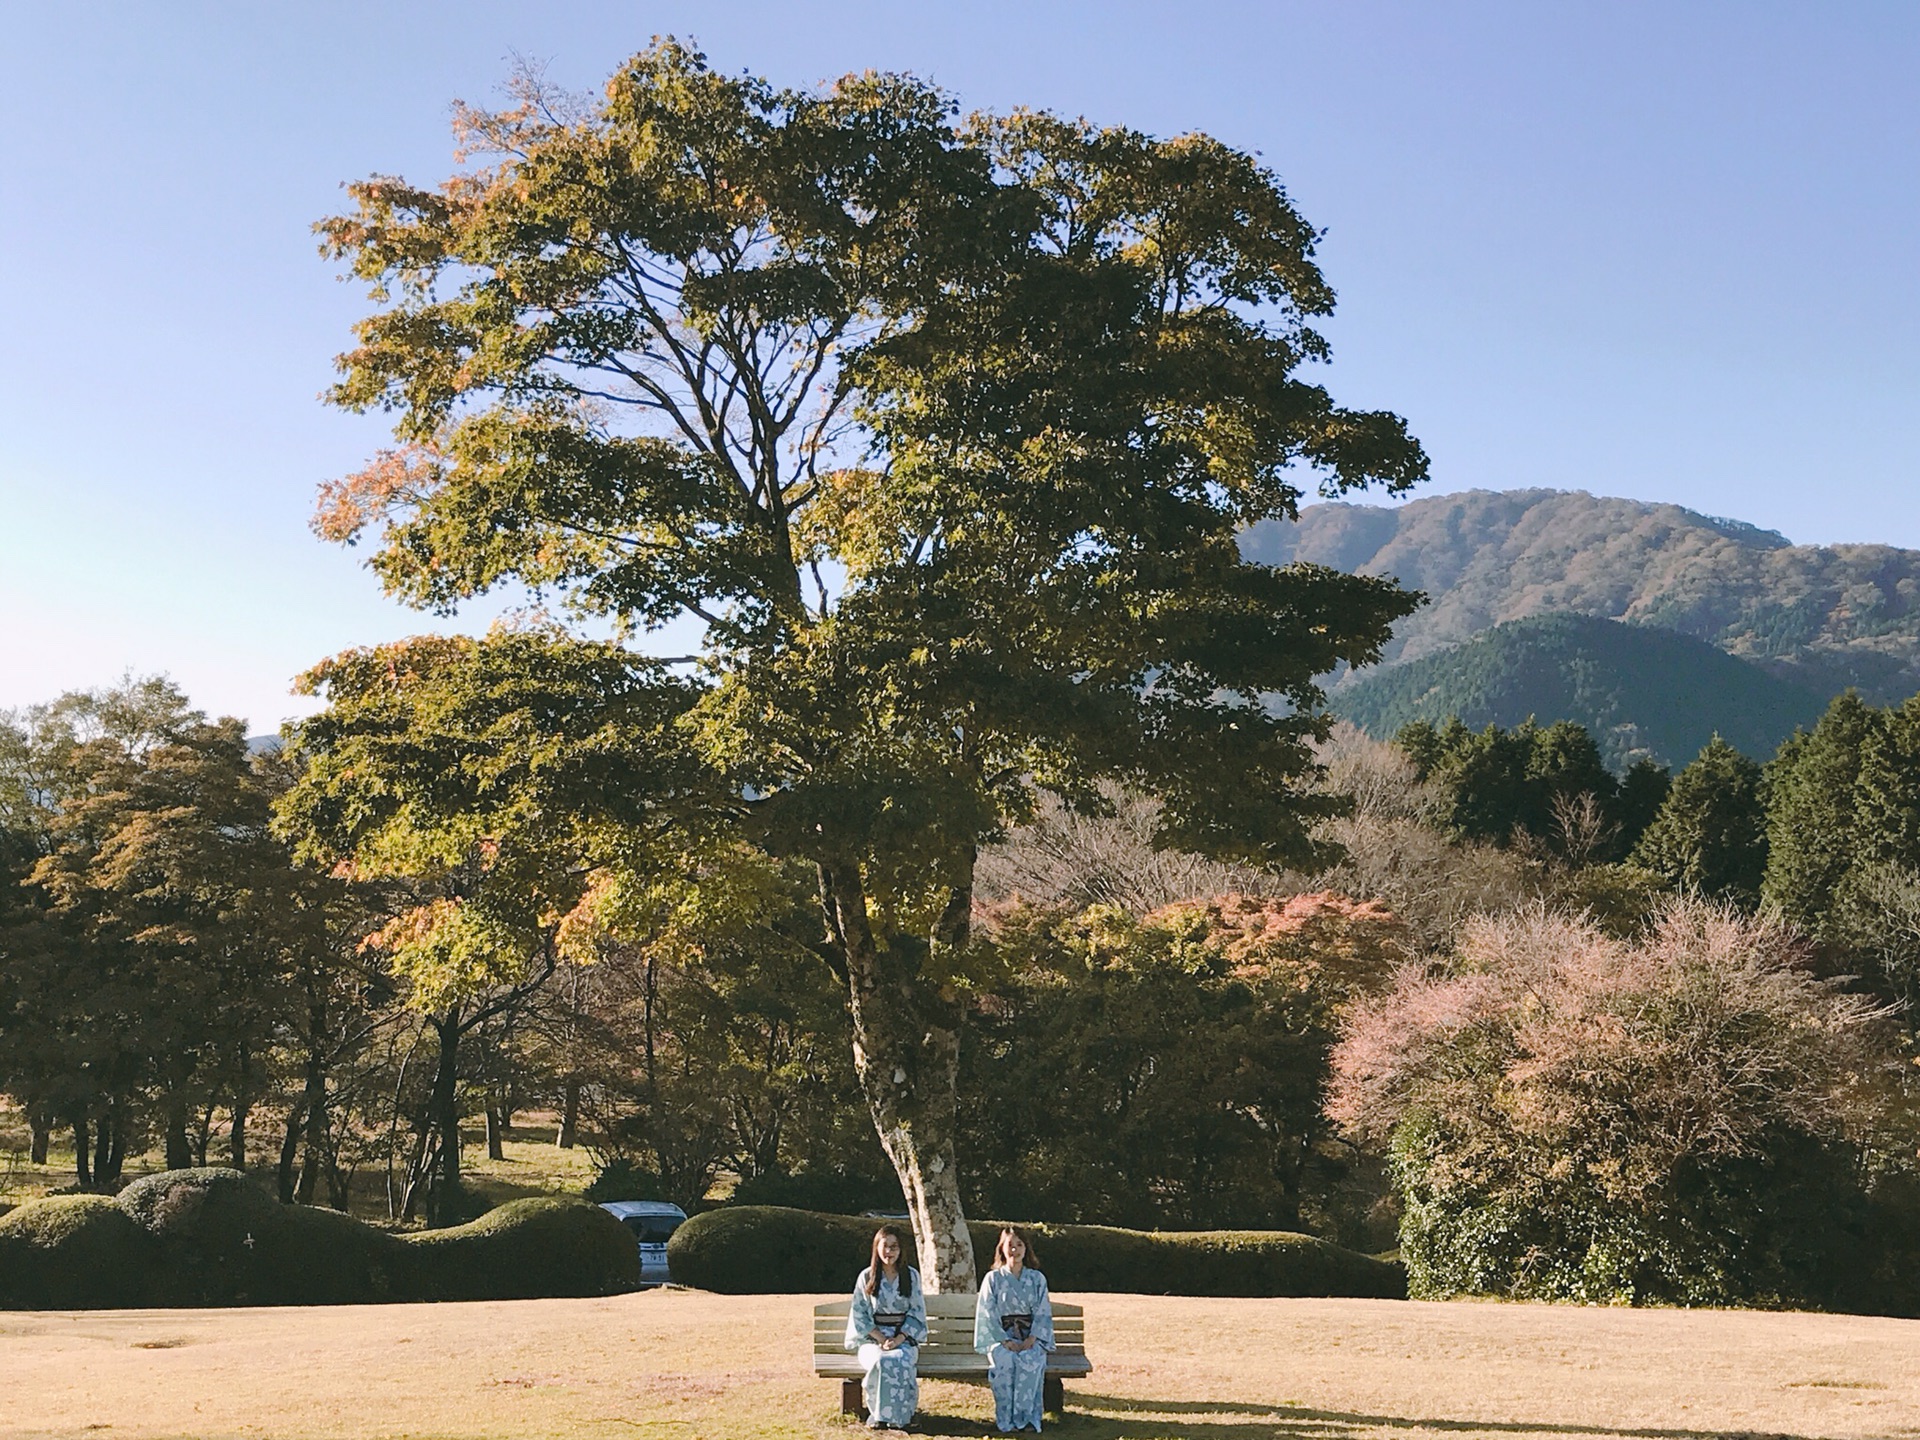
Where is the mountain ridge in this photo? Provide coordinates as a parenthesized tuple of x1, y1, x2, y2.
(1331, 612, 1830, 770)
(1243, 489, 1920, 702)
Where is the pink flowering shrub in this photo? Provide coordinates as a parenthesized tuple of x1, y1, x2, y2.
(1328, 900, 1912, 1308)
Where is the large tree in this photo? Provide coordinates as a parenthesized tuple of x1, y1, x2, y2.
(1, 679, 295, 1185)
(314, 43, 1425, 1286)
(278, 629, 714, 1224)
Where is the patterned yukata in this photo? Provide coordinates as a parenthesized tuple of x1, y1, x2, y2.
(844, 1266, 927, 1428)
(973, 1264, 1055, 1433)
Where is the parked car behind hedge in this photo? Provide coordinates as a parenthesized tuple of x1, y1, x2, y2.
(597, 1199, 687, 1285)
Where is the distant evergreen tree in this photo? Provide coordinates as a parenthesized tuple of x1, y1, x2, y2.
(1396, 716, 1649, 859)
(1762, 691, 1880, 937)
(1629, 737, 1769, 907)
(1614, 759, 1674, 855)
(1527, 720, 1617, 819)
(1405, 718, 1542, 846)
(1855, 696, 1920, 867)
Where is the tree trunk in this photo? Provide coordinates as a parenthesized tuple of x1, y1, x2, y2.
(230, 1044, 251, 1169)
(165, 1100, 192, 1171)
(427, 1011, 462, 1226)
(29, 1110, 50, 1165)
(73, 1117, 92, 1189)
(557, 1078, 580, 1149)
(98, 1104, 126, 1187)
(192, 1101, 214, 1167)
(229, 1098, 250, 1170)
(277, 1095, 309, 1203)
(485, 1102, 505, 1160)
(827, 860, 977, 1293)
(296, 1060, 331, 1204)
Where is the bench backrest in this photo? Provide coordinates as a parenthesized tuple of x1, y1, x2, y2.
(813, 1295, 1086, 1359)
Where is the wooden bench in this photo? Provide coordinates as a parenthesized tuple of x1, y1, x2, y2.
(813, 1294, 1092, 1420)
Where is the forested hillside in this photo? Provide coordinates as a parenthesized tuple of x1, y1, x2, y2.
(1243, 489, 1920, 702)
(1334, 614, 1830, 769)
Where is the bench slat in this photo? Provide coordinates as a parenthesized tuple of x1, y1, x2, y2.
(814, 1357, 1093, 1378)
(810, 1336, 1082, 1351)
(812, 1296, 1093, 1388)
(814, 1304, 1085, 1318)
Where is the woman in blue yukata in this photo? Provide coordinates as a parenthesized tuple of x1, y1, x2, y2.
(973, 1226, 1055, 1433)
(844, 1224, 928, 1429)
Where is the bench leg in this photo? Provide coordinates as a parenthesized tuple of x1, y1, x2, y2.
(840, 1374, 871, 1420)
(1044, 1374, 1064, 1416)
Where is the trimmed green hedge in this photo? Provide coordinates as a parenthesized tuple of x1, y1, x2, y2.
(0, 1196, 162, 1309)
(666, 1205, 1405, 1298)
(405, 1197, 639, 1301)
(0, 1169, 636, 1309)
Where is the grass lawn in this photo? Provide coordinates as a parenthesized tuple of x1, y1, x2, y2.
(0, 1099, 601, 1220)
(5, 1290, 1920, 1440)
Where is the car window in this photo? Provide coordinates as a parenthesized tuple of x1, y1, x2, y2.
(622, 1215, 683, 1243)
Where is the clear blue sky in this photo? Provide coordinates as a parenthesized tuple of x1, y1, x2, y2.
(4, 2, 1917, 730)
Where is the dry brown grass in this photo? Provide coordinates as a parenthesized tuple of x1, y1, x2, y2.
(5, 1290, 1920, 1440)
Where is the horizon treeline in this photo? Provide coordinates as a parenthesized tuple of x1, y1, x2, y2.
(6, 673, 1920, 1297)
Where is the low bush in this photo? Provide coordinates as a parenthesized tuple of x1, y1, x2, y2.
(276, 1201, 412, 1305)
(0, 1195, 160, 1308)
(1009, 1220, 1404, 1299)
(117, 1167, 295, 1305)
(668, 1205, 877, 1293)
(403, 1197, 638, 1301)
(1330, 903, 1913, 1310)
(0, 1171, 637, 1309)
(667, 1205, 1404, 1298)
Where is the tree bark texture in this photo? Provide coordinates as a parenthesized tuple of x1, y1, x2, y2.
(29, 1111, 50, 1165)
(164, 1099, 192, 1172)
(94, 1105, 125, 1187)
(230, 1044, 251, 1169)
(72, 1118, 91, 1188)
(828, 861, 977, 1293)
(277, 1096, 308, 1203)
(296, 1061, 331, 1204)
(428, 1011, 462, 1225)
(557, 1079, 580, 1149)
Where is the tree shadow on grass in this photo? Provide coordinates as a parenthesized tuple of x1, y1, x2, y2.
(890, 1393, 1819, 1440)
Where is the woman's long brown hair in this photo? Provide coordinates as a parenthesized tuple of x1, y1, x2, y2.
(992, 1226, 1039, 1272)
(864, 1224, 916, 1296)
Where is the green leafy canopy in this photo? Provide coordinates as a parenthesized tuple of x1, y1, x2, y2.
(314, 39, 1427, 922)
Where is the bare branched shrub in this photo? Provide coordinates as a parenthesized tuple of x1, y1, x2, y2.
(977, 726, 1539, 948)
(1550, 789, 1618, 869)
(1311, 811, 1542, 951)
(1314, 722, 1439, 826)
(1843, 861, 1920, 1008)
(975, 785, 1274, 913)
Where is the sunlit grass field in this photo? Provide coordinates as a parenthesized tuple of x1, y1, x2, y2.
(6, 1288, 1920, 1440)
